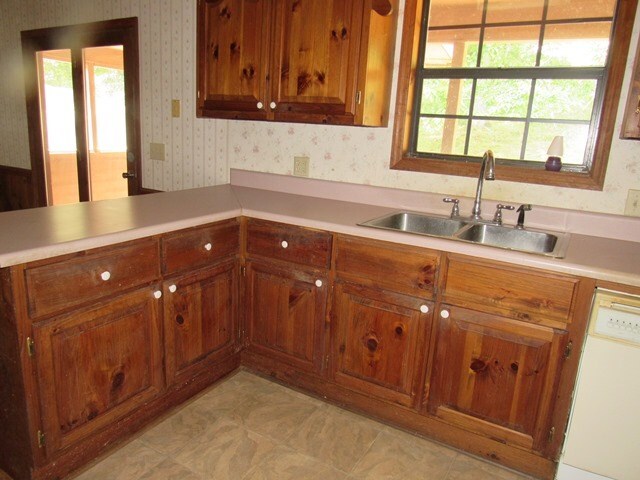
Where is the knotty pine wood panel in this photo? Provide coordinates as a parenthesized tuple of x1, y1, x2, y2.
(442, 254, 579, 327)
(161, 219, 240, 275)
(0, 166, 33, 212)
(32, 287, 164, 455)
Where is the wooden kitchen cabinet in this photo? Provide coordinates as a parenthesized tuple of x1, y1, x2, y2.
(164, 260, 239, 386)
(32, 287, 164, 456)
(244, 219, 331, 373)
(427, 304, 567, 452)
(196, 0, 397, 126)
(331, 235, 439, 407)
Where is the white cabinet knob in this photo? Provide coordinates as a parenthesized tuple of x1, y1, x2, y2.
(420, 305, 429, 314)
(169, 284, 177, 293)
(315, 279, 323, 288)
(257, 101, 264, 109)
(281, 240, 289, 249)
(204, 242, 212, 251)
(440, 309, 450, 319)
(100, 271, 111, 281)
(270, 101, 277, 109)
(154, 290, 162, 299)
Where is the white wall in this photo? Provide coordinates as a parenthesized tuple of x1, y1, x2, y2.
(1, 0, 639, 215)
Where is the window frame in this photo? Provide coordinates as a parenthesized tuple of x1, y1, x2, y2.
(390, 0, 639, 190)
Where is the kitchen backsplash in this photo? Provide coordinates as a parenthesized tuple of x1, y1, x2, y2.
(1, 0, 639, 216)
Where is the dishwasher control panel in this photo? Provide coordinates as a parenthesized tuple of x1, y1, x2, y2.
(591, 289, 640, 347)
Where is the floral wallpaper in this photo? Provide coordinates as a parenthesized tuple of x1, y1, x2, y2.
(1, 0, 639, 215)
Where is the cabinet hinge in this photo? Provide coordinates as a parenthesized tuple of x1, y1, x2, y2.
(240, 265, 246, 277)
(355, 90, 362, 105)
(37, 430, 45, 448)
(547, 426, 555, 443)
(197, 90, 200, 100)
(564, 341, 573, 359)
(27, 337, 35, 357)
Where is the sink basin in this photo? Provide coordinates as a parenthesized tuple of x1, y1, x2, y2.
(454, 223, 569, 257)
(358, 212, 468, 238)
(359, 211, 570, 258)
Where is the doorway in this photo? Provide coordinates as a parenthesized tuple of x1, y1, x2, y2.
(22, 18, 141, 207)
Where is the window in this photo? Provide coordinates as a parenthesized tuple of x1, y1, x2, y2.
(391, 0, 638, 189)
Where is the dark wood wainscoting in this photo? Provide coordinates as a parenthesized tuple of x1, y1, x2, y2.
(0, 166, 34, 212)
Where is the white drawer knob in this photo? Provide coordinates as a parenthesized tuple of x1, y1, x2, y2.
(420, 305, 429, 314)
(204, 242, 212, 251)
(154, 290, 162, 299)
(270, 101, 277, 109)
(315, 279, 323, 288)
(440, 309, 450, 319)
(257, 101, 264, 109)
(281, 240, 289, 249)
(100, 271, 111, 281)
(169, 284, 177, 293)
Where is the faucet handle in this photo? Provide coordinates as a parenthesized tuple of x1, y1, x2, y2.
(493, 204, 515, 225)
(515, 204, 532, 229)
(443, 197, 460, 218)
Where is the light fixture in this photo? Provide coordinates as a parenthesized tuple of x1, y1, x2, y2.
(545, 136, 563, 171)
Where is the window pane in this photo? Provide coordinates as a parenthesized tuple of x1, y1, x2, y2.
(481, 26, 540, 68)
(42, 56, 77, 153)
(420, 78, 472, 116)
(424, 28, 480, 68)
(417, 117, 468, 155)
(93, 66, 126, 152)
(468, 120, 525, 159)
(427, 0, 483, 27)
(525, 122, 590, 165)
(486, 0, 544, 23)
(547, 0, 615, 20)
(531, 79, 597, 120)
(541, 22, 612, 67)
(474, 79, 531, 118)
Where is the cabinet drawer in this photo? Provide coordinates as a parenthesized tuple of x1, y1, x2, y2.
(442, 255, 580, 326)
(334, 235, 440, 298)
(25, 238, 159, 319)
(246, 219, 332, 269)
(162, 219, 240, 275)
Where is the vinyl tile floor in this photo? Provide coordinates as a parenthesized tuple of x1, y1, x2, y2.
(48, 371, 534, 480)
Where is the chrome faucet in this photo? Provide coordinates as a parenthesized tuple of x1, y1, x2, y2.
(470, 150, 495, 221)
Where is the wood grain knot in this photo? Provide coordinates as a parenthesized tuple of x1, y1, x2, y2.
(111, 371, 125, 391)
(395, 326, 403, 335)
(230, 41, 239, 54)
(297, 72, 312, 95)
(219, 6, 231, 19)
(86, 408, 99, 421)
(341, 27, 348, 39)
(242, 64, 256, 80)
(366, 337, 378, 352)
(176, 314, 185, 325)
(470, 358, 487, 373)
(510, 362, 519, 373)
(315, 71, 326, 84)
(292, 0, 301, 12)
(212, 44, 219, 60)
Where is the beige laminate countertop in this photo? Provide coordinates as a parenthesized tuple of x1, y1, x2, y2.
(1, 183, 639, 287)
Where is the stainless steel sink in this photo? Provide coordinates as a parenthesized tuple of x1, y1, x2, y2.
(359, 211, 570, 258)
(454, 223, 569, 257)
(358, 212, 468, 238)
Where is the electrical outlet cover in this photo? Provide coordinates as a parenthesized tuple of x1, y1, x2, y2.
(293, 156, 310, 177)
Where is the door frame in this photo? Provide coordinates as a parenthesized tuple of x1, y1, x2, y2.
(21, 17, 142, 207)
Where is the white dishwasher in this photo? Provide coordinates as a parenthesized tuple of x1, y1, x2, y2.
(557, 289, 640, 480)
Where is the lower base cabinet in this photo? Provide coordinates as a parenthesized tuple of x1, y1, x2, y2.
(32, 287, 164, 457)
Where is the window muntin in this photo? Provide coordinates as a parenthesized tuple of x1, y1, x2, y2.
(410, 0, 616, 170)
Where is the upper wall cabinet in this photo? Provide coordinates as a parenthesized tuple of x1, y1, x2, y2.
(196, 0, 397, 126)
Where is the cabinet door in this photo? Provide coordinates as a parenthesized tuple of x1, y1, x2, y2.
(269, 0, 363, 123)
(33, 287, 163, 456)
(164, 261, 238, 385)
(246, 260, 327, 373)
(332, 281, 432, 408)
(427, 304, 567, 452)
(196, 0, 271, 119)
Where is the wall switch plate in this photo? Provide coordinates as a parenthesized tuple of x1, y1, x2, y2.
(171, 99, 181, 118)
(624, 189, 640, 216)
(150, 142, 165, 161)
(293, 156, 310, 177)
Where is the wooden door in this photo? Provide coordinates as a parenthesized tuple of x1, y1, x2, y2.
(427, 304, 568, 453)
(246, 260, 327, 373)
(32, 287, 163, 456)
(269, 0, 363, 123)
(196, 0, 272, 119)
(332, 281, 432, 408)
(164, 261, 238, 385)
